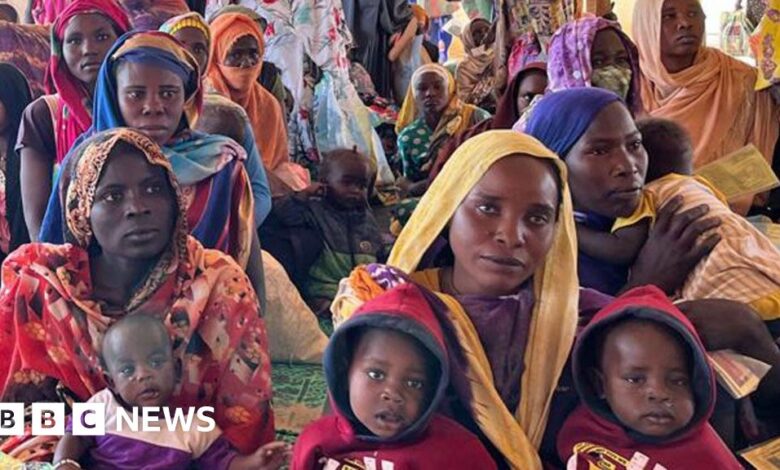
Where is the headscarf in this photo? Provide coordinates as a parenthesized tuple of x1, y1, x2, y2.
(0, 63, 33, 254)
(455, 18, 496, 106)
(395, 63, 475, 137)
(159, 12, 212, 65)
(752, 0, 780, 90)
(205, 4, 265, 25)
(40, 31, 254, 268)
(65, 129, 189, 306)
(207, 13, 291, 172)
(32, 0, 188, 29)
(633, 0, 779, 172)
(334, 130, 579, 468)
(410, 4, 429, 32)
(524, 87, 621, 158)
(547, 16, 643, 115)
(1, 131, 274, 453)
(47, 0, 131, 163)
(430, 65, 546, 180)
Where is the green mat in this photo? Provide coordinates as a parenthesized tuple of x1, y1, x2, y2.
(272, 362, 328, 443)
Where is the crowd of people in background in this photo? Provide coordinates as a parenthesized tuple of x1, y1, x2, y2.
(0, 0, 779, 468)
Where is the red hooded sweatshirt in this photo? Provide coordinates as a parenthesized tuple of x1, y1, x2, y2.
(557, 285, 742, 469)
(292, 284, 496, 469)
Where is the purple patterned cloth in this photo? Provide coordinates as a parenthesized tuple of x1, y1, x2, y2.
(547, 16, 644, 115)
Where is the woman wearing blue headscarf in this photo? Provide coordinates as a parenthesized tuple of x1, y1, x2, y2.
(524, 87, 721, 296)
(38, 31, 263, 284)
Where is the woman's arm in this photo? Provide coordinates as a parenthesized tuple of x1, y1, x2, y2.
(388, 17, 419, 62)
(624, 196, 721, 294)
(20, 147, 52, 241)
(240, 120, 272, 227)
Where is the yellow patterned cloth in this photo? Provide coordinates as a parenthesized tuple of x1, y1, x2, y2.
(752, 0, 780, 90)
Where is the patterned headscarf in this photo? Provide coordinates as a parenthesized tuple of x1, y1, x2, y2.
(65, 128, 188, 252)
(159, 11, 212, 69)
(547, 16, 643, 115)
(47, 0, 131, 162)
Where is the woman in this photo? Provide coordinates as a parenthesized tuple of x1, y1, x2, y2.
(395, 64, 490, 197)
(0, 128, 274, 453)
(524, 88, 780, 433)
(546, 16, 643, 115)
(633, 0, 778, 212)
(431, 61, 547, 180)
(333, 130, 612, 468)
(0, 63, 33, 260)
(18, 0, 130, 241)
(207, 12, 309, 193)
(39, 31, 255, 273)
(29, 0, 189, 30)
(160, 11, 273, 225)
(455, 18, 497, 111)
(0, 21, 50, 97)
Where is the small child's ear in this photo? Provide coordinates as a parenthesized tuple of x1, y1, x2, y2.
(590, 368, 606, 399)
(102, 370, 115, 390)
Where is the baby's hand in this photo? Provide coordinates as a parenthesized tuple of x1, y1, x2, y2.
(255, 441, 291, 470)
(230, 441, 291, 470)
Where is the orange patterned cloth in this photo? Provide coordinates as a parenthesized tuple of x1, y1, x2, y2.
(0, 129, 274, 453)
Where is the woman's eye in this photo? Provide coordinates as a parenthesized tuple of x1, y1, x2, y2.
(127, 91, 142, 100)
(628, 140, 643, 150)
(671, 377, 690, 387)
(66, 38, 81, 45)
(97, 33, 109, 41)
(625, 376, 643, 385)
(145, 184, 163, 194)
(592, 59, 603, 67)
(406, 379, 424, 390)
(589, 147, 609, 156)
(161, 90, 175, 99)
(528, 214, 550, 226)
(477, 203, 498, 215)
(120, 366, 134, 376)
(367, 370, 384, 380)
(102, 191, 121, 202)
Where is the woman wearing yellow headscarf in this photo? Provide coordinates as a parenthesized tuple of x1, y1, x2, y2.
(395, 63, 490, 196)
(632, 0, 779, 213)
(333, 130, 611, 468)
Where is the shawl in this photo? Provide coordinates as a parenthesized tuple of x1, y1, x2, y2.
(633, 0, 779, 172)
(159, 11, 212, 69)
(333, 130, 580, 469)
(33, 0, 188, 29)
(48, 0, 131, 163)
(547, 16, 643, 115)
(0, 128, 273, 452)
(207, 13, 290, 172)
(430, 65, 545, 181)
(455, 18, 496, 107)
(0, 23, 50, 98)
(0, 64, 33, 256)
(39, 31, 253, 268)
(395, 64, 478, 142)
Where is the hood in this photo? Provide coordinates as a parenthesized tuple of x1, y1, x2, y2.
(324, 283, 449, 444)
(572, 285, 715, 444)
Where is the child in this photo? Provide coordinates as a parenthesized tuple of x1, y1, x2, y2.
(260, 148, 385, 315)
(558, 285, 742, 469)
(195, 96, 247, 144)
(577, 117, 780, 327)
(53, 315, 289, 470)
(292, 284, 496, 469)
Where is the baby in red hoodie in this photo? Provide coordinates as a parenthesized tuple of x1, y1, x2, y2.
(291, 283, 496, 469)
(558, 285, 742, 469)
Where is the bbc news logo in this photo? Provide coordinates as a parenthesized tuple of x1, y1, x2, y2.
(0, 403, 216, 436)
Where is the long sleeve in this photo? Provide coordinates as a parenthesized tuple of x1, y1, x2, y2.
(241, 119, 272, 227)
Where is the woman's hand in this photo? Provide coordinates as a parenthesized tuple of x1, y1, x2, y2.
(626, 195, 721, 294)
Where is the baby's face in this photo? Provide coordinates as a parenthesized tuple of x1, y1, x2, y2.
(104, 329, 176, 408)
(347, 329, 432, 438)
(597, 321, 694, 437)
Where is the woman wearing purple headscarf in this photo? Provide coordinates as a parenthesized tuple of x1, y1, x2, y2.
(546, 16, 644, 115)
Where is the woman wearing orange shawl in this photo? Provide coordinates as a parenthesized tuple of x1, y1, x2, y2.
(207, 12, 308, 193)
(632, 0, 779, 213)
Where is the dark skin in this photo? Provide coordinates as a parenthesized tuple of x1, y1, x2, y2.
(515, 70, 547, 115)
(88, 146, 177, 309)
(659, 0, 705, 73)
(469, 19, 491, 47)
(115, 61, 186, 147)
(590, 28, 631, 71)
(172, 27, 210, 76)
(445, 155, 559, 297)
(54, 316, 291, 470)
(0, 5, 18, 22)
(224, 35, 261, 68)
(21, 13, 119, 241)
(398, 72, 449, 197)
(597, 321, 694, 438)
